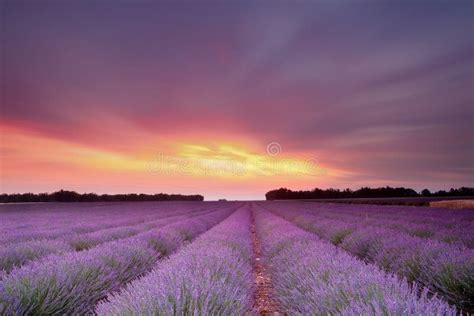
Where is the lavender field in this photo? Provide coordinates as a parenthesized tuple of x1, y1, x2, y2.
(0, 201, 472, 315)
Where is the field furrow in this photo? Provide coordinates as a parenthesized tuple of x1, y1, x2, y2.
(250, 207, 283, 315)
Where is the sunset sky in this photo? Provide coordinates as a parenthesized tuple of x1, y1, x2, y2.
(1, 1, 473, 200)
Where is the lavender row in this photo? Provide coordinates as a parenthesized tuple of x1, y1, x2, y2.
(296, 202, 474, 247)
(97, 207, 254, 315)
(0, 202, 176, 233)
(253, 206, 457, 315)
(266, 203, 474, 311)
(297, 201, 474, 224)
(0, 201, 214, 227)
(0, 206, 235, 315)
(0, 202, 216, 245)
(0, 207, 217, 274)
(310, 206, 474, 248)
(0, 214, 184, 273)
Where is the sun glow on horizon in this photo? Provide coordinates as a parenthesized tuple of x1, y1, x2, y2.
(150, 143, 324, 179)
(0, 124, 330, 196)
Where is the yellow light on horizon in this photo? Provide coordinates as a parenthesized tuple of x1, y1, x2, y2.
(1, 125, 325, 184)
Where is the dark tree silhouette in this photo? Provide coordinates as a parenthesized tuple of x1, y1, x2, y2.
(265, 186, 474, 201)
(0, 190, 204, 203)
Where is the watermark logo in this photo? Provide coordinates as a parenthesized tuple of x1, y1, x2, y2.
(266, 142, 282, 156)
(146, 142, 326, 177)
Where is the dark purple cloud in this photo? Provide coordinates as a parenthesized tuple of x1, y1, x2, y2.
(2, 1, 473, 190)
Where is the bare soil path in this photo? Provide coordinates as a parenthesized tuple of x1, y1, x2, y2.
(251, 209, 285, 315)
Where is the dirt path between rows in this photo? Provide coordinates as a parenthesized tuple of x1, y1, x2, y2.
(250, 210, 285, 315)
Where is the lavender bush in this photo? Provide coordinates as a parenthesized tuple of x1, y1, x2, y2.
(0, 207, 218, 273)
(0, 202, 223, 245)
(1, 200, 469, 314)
(264, 202, 474, 311)
(254, 206, 457, 315)
(0, 207, 234, 314)
(279, 201, 474, 248)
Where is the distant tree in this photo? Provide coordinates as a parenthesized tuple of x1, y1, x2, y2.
(51, 190, 81, 202)
(0, 190, 204, 203)
(421, 189, 431, 196)
(265, 186, 473, 201)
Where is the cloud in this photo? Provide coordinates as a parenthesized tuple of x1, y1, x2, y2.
(1, 1, 473, 197)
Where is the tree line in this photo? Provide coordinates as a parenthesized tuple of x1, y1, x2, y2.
(265, 186, 474, 200)
(0, 190, 204, 203)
